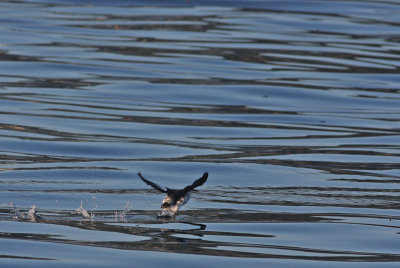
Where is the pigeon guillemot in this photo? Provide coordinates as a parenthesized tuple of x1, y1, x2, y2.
(138, 172, 208, 216)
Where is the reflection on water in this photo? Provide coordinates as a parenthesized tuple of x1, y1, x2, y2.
(1, 206, 400, 262)
(1, 0, 400, 266)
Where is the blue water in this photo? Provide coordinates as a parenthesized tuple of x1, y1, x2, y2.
(1, 0, 400, 266)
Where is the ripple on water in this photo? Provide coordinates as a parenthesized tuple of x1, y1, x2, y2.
(1, 0, 400, 266)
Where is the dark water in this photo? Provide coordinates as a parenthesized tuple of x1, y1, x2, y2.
(1, 0, 400, 266)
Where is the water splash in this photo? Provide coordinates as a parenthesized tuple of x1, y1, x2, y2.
(27, 204, 40, 222)
(10, 203, 40, 221)
(91, 196, 98, 211)
(114, 201, 132, 221)
(157, 209, 175, 218)
(75, 201, 94, 219)
(10, 202, 24, 220)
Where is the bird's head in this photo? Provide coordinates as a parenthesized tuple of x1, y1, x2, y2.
(161, 195, 185, 210)
(161, 196, 173, 208)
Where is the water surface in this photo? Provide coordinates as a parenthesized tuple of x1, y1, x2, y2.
(1, 0, 400, 267)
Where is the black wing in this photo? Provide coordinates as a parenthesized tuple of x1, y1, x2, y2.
(184, 172, 208, 192)
(138, 172, 169, 193)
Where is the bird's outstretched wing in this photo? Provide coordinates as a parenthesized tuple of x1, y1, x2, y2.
(184, 172, 208, 192)
(138, 172, 169, 193)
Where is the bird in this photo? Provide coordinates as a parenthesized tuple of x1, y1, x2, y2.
(138, 172, 208, 216)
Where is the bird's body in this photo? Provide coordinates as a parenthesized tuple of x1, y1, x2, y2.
(138, 172, 208, 216)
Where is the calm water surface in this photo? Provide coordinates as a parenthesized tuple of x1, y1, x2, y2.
(1, 0, 400, 266)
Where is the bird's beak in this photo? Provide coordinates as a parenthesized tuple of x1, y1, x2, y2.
(161, 203, 170, 209)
